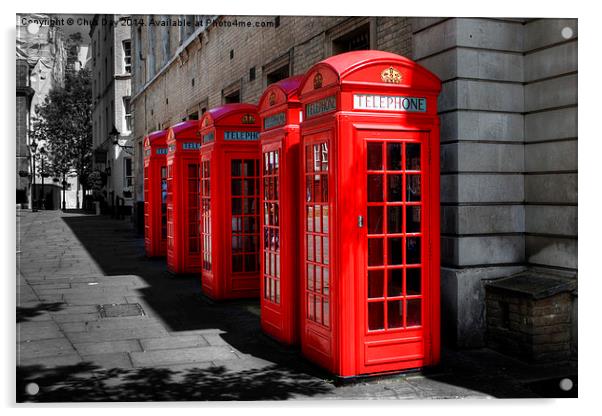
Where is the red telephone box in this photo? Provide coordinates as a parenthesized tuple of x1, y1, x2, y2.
(298, 50, 441, 377)
(143, 129, 169, 258)
(199, 104, 262, 300)
(165, 121, 203, 274)
(257, 76, 304, 345)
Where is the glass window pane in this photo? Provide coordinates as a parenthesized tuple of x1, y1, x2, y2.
(407, 299, 422, 326)
(367, 142, 382, 170)
(368, 302, 384, 331)
(323, 237, 329, 265)
(305, 145, 313, 173)
(244, 179, 255, 196)
(387, 268, 403, 297)
(243, 160, 255, 176)
(315, 236, 322, 263)
(314, 205, 321, 233)
(321, 175, 328, 202)
(368, 238, 383, 266)
(232, 255, 243, 272)
(323, 268, 329, 295)
(406, 206, 421, 233)
(367, 175, 383, 202)
(308, 294, 315, 320)
(307, 264, 314, 290)
(315, 266, 322, 292)
(386, 142, 402, 170)
(406, 143, 421, 170)
(388, 300, 403, 328)
(232, 198, 242, 214)
(231, 179, 242, 196)
(231, 160, 241, 176)
(305, 177, 313, 202)
(322, 205, 329, 233)
(388, 237, 403, 265)
(368, 206, 383, 234)
(244, 216, 256, 233)
(323, 298, 330, 326)
(307, 206, 314, 232)
(406, 268, 421, 295)
(406, 237, 421, 264)
(407, 175, 421, 202)
(387, 206, 402, 234)
(232, 236, 242, 253)
(368, 270, 384, 298)
(307, 235, 314, 261)
(387, 174, 403, 202)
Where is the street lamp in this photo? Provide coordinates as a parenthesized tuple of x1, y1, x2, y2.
(111, 124, 133, 150)
(39, 146, 48, 210)
(29, 139, 38, 212)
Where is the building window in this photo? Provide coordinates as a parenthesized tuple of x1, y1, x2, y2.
(332, 23, 371, 54)
(189, 111, 199, 120)
(224, 90, 240, 104)
(123, 40, 132, 73)
(124, 157, 133, 188)
(249, 67, 256, 81)
(123, 97, 132, 132)
(267, 65, 289, 85)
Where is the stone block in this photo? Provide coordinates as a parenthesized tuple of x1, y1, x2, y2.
(441, 174, 524, 204)
(410, 17, 448, 33)
(525, 205, 577, 236)
(524, 40, 577, 82)
(441, 205, 525, 235)
(456, 48, 523, 82)
(412, 18, 457, 60)
(440, 265, 525, 347)
(440, 111, 523, 142)
(439, 80, 523, 113)
(525, 107, 577, 142)
(525, 74, 577, 112)
(525, 139, 577, 172)
(524, 19, 578, 52)
(442, 235, 525, 266)
(441, 142, 524, 173)
(456, 18, 524, 52)
(526, 235, 577, 270)
(525, 173, 577, 204)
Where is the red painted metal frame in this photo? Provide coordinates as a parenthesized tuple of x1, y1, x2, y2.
(298, 50, 441, 377)
(199, 104, 262, 300)
(166, 120, 203, 274)
(144, 130, 168, 258)
(257, 76, 304, 345)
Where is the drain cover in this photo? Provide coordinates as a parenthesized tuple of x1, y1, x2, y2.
(98, 303, 145, 318)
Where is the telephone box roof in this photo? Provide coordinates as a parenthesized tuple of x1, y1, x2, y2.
(147, 129, 167, 144)
(201, 103, 259, 126)
(300, 50, 441, 92)
(169, 120, 200, 139)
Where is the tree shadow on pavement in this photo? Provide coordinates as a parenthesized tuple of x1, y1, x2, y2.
(17, 302, 65, 323)
(17, 362, 333, 402)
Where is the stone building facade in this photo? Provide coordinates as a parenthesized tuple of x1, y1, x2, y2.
(90, 15, 134, 213)
(129, 16, 577, 353)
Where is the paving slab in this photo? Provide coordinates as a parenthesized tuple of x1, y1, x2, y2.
(74, 340, 142, 355)
(130, 346, 239, 367)
(81, 352, 133, 369)
(140, 335, 209, 351)
(17, 338, 77, 360)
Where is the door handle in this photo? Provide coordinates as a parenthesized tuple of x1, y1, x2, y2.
(358, 215, 364, 228)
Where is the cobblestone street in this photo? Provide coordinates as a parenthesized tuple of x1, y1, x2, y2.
(16, 210, 576, 401)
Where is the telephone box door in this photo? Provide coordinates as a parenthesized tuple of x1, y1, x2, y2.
(226, 153, 261, 296)
(357, 129, 433, 374)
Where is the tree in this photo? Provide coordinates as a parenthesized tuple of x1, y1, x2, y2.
(33, 66, 92, 210)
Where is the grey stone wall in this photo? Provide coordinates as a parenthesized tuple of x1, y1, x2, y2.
(411, 17, 578, 347)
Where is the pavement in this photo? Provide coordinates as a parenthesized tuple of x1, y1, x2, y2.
(15, 209, 577, 402)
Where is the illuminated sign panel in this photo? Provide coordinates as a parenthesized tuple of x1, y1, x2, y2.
(353, 94, 427, 112)
(305, 95, 336, 118)
(202, 132, 214, 144)
(263, 112, 286, 129)
(224, 131, 259, 141)
(182, 142, 201, 150)
(156, 147, 168, 155)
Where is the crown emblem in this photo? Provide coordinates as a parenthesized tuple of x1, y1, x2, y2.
(381, 66, 402, 84)
(241, 113, 255, 124)
(269, 92, 276, 106)
(203, 117, 210, 127)
(313, 72, 323, 89)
